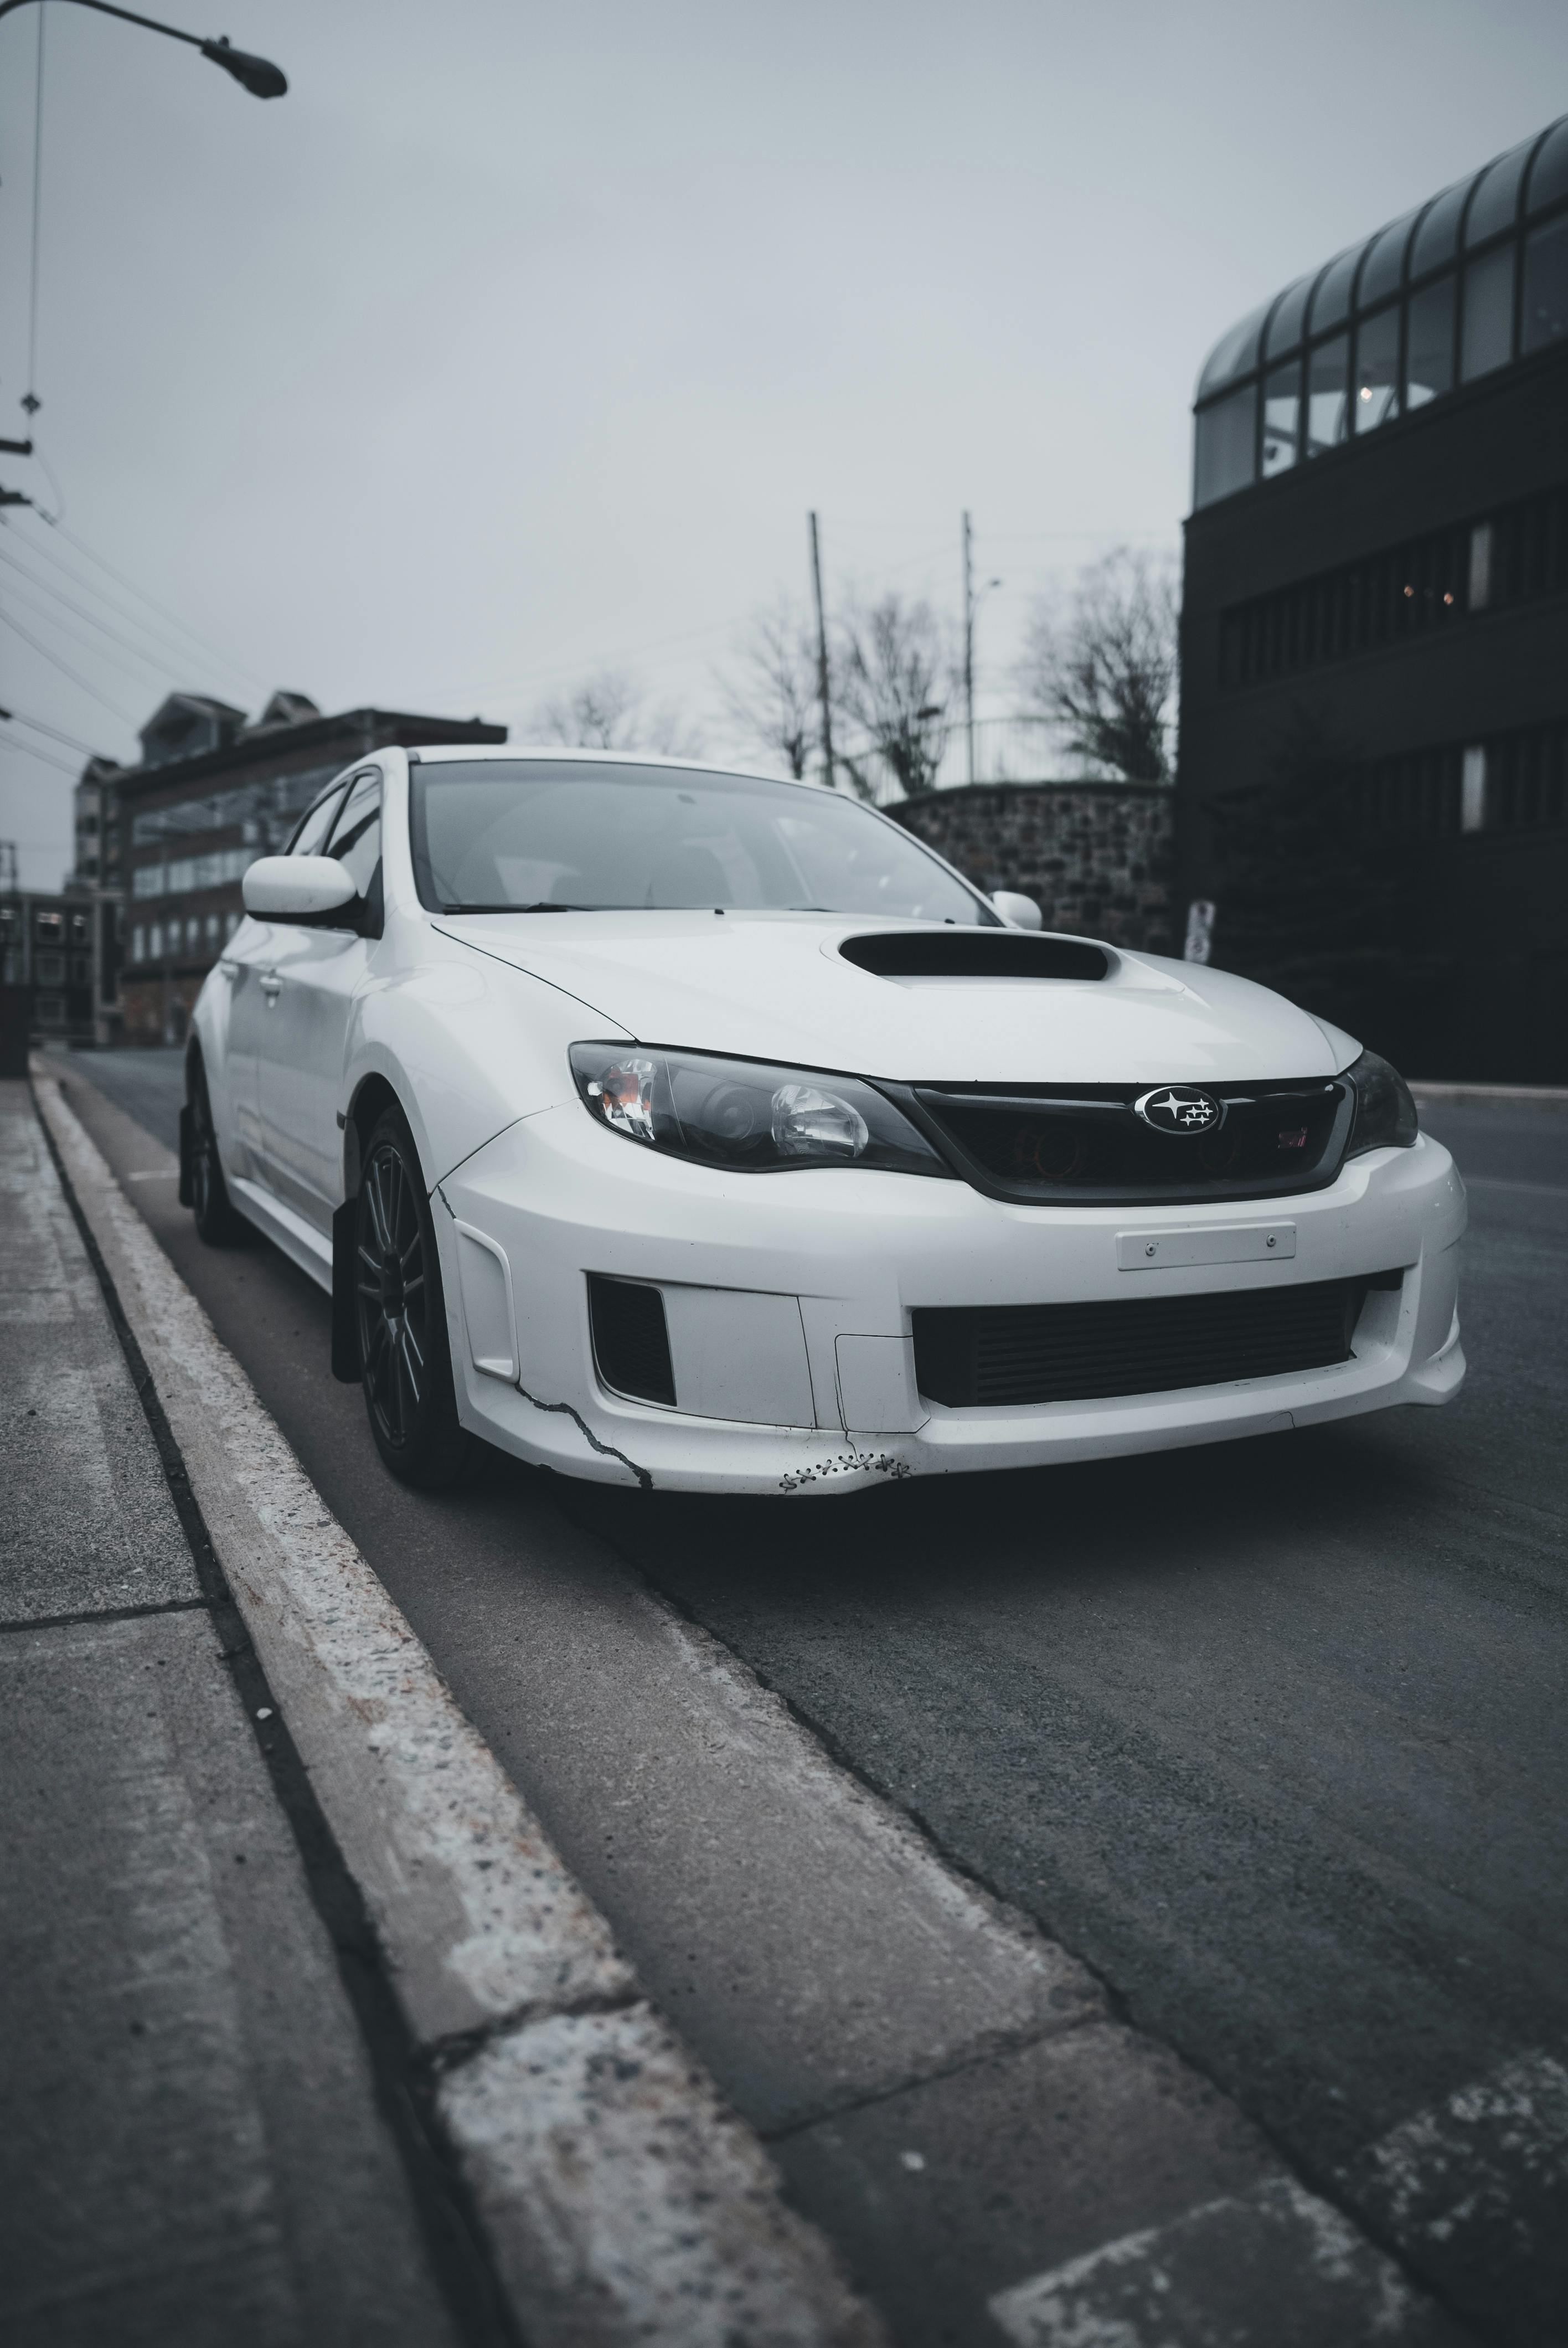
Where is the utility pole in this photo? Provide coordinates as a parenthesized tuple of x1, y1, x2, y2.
(808, 512, 835, 793)
(962, 510, 976, 787)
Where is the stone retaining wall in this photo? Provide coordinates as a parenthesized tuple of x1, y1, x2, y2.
(890, 781, 1174, 950)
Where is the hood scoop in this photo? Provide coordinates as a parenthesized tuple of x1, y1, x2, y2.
(838, 930, 1110, 982)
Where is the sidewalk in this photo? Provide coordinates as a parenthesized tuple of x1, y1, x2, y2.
(0, 1077, 460, 2348)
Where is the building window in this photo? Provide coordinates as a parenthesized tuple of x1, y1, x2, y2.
(1461, 745, 1488, 831)
(37, 996, 66, 1029)
(1306, 334, 1349, 454)
(149, 923, 163, 959)
(205, 913, 220, 948)
(1216, 486, 1568, 691)
(132, 925, 146, 964)
(35, 911, 64, 944)
(1461, 244, 1515, 379)
(1261, 363, 1300, 475)
(1405, 277, 1456, 407)
(35, 952, 65, 985)
(1193, 384, 1256, 508)
(225, 909, 240, 941)
(1353, 306, 1401, 431)
(1523, 212, 1568, 352)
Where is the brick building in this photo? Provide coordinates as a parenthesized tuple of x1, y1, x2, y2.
(104, 692, 505, 1044)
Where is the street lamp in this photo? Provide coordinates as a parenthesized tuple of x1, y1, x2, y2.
(0, 0, 286, 96)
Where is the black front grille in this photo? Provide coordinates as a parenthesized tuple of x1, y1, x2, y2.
(913, 1277, 1378, 1409)
(588, 1275, 676, 1406)
(914, 1080, 1352, 1206)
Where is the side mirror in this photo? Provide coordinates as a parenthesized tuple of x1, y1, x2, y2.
(991, 889, 1043, 931)
(243, 855, 358, 920)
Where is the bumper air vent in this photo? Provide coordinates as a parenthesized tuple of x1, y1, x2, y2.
(838, 931, 1110, 980)
(588, 1275, 677, 1407)
(912, 1275, 1392, 1409)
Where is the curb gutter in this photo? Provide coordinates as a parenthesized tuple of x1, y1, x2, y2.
(32, 1070, 882, 2348)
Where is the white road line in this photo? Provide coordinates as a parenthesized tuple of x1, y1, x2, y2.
(32, 1073, 880, 2348)
(988, 2176, 1433, 2347)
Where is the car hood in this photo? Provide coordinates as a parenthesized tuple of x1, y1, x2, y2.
(435, 910, 1353, 1084)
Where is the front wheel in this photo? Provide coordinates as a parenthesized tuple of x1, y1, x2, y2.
(354, 1106, 472, 1489)
(186, 1057, 249, 1247)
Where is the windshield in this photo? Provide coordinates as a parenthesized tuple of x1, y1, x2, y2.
(409, 760, 996, 925)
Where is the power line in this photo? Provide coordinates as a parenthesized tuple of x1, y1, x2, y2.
(0, 609, 138, 724)
(0, 731, 78, 779)
(28, 513, 267, 692)
(24, 6, 45, 414)
(8, 516, 244, 683)
(0, 705, 112, 759)
(0, 537, 189, 681)
(0, 569, 169, 692)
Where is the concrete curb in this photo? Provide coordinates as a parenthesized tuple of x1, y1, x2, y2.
(31, 1069, 882, 2348)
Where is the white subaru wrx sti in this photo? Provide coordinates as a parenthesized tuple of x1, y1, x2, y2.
(182, 745, 1466, 1495)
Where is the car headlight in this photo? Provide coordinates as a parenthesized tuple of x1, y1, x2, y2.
(569, 1043, 947, 1176)
(1344, 1049, 1419, 1156)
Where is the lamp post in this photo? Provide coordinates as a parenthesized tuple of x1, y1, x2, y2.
(0, 0, 286, 97)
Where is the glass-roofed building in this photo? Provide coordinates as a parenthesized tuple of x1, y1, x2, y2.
(1177, 116, 1568, 1080)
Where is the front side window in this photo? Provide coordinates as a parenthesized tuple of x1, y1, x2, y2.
(1406, 277, 1456, 408)
(325, 773, 383, 907)
(1353, 307, 1401, 431)
(1306, 335, 1349, 454)
(287, 781, 349, 858)
(410, 761, 996, 925)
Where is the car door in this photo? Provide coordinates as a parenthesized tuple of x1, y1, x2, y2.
(218, 778, 348, 1180)
(255, 768, 383, 1234)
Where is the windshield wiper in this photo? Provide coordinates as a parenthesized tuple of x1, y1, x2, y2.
(441, 901, 599, 914)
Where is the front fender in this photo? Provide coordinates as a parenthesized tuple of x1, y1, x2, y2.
(342, 930, 632, 1196)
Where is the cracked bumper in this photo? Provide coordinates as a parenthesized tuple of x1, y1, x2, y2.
(433, 1103, 1467, 1496)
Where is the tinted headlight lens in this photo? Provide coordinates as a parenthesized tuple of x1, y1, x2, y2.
(570, 1043, 945, 1175)
(1345, 1049, 1419, 1156)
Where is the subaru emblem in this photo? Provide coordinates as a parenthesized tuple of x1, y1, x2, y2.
(1134, 1085, 1224, 1135)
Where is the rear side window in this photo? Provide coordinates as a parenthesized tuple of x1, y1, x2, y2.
(288, 783, 348, 858)
(326, 771, 383, 904)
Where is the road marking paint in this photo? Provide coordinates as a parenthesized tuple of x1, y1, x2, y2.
(988, 2176, 1433, 2347)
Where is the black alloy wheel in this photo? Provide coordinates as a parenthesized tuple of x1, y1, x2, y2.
(188, 1055, 248, 1246)
(353, 1106, 471, 1488)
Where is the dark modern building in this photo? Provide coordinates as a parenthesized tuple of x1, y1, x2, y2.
(106, 692, 506, 1044)
(1178, 115, 1568, 1079)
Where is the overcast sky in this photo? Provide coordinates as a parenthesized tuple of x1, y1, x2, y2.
(1, 0, 1564, 884)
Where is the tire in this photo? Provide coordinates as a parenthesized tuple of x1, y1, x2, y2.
(354, 1105, 472, 1489)
(187, 1055, 250, 1247)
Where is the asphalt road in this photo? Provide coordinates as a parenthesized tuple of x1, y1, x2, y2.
(55, 1047, 1568, 2346)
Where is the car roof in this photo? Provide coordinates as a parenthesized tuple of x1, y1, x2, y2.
(406, 743, 819, 792)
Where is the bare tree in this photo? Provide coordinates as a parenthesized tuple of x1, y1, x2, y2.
(532, 667, 704, 760)
(716, 599, 819, 780)
(833, 591, 955, 798)
(1017, 549, 1178, 785)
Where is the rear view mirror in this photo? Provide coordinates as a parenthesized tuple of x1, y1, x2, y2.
(242, 856, 358, 920)
(991, 889, 1043, 930)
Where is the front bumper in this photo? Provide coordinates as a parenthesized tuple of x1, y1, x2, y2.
(434, 1103, 1467, 1495)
